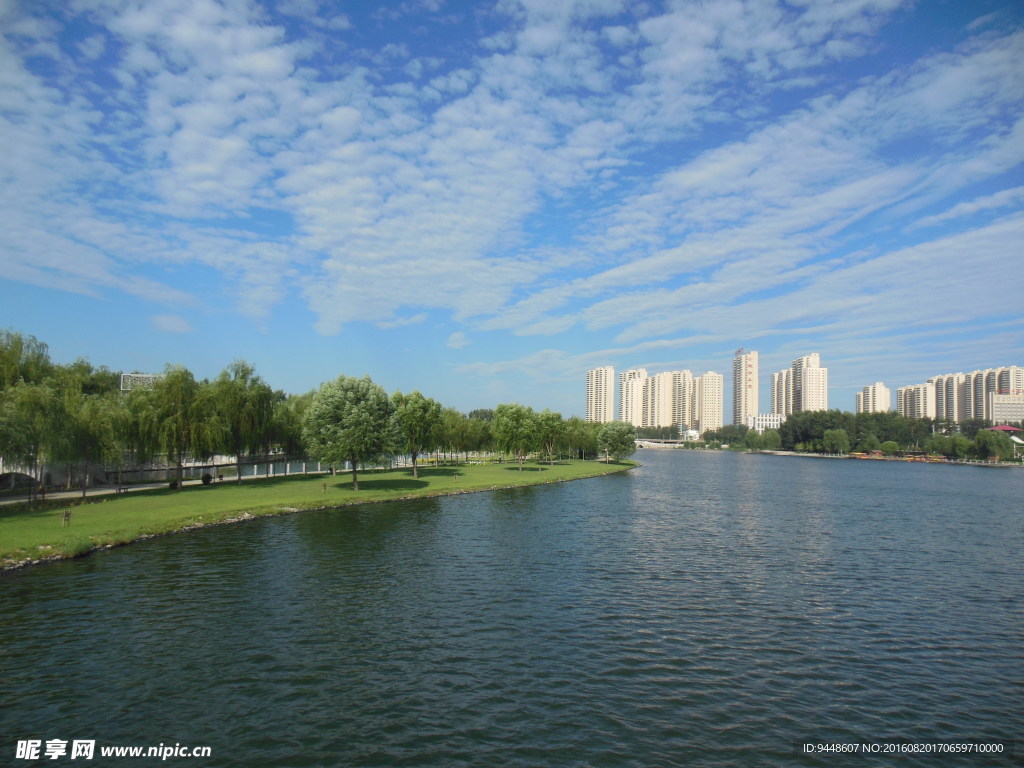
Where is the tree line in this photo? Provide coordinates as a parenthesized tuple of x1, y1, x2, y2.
(702, 408, 1018, 462)
(0, 331, 636, 499)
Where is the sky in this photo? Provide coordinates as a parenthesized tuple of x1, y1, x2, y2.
(1, 0, 1022, 421)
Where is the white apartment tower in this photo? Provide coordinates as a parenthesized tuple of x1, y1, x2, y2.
(771, 354, 828, 416)
(791, 353, 828, 413)
(585, 366, 615, 423)
(694, 372, 724, 434)
(619, 368, 648, 427)
(770, 369, 790, 416)
(672, 370, 695, 430)
(732, 349, 759, 426)
(643, 371, 679, 428)
(855, 382, 891, 413)
(897, 382, 936, 420)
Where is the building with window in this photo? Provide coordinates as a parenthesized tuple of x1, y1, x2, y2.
(585, 366, 615, 423)
(855, 382, 891, 413)
(732, 349, 758, 426)
(618, 368, 648, 426)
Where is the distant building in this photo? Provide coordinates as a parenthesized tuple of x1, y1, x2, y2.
(120, 372, 161, 392)
(989, 393, 1024, 425)
(902, 366, 1022, 423)
(732, 349, 758, 426)
(771, 353, 827, 416)
(745, 413, 783, 433)
(770, 369, 790, 416)
(618, 368, 648, 426)
(855, 382, 891, 413)
(585, 366, 615, 423)
(694, 372, 724, 434)
(896, 382, 936, 420)
(643, 371, 679, 429)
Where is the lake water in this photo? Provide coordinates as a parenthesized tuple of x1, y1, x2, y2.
(2, 450, 1021, 766)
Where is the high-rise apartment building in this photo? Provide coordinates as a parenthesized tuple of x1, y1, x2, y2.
(931, 372, 967, 423)
(672, 370, 695, 430)
(585, 366, 615, 423)
(855, 382, 891, 413)
(770, 369, 790, 416)
(771, 353, 827, 416)
(643, 371, 679, 428)
(619, 368, 648, 426)
(904, 366, 1023, 423)
(896, 382, 936, 420)
(694, 372, 724, 434)
(732, 349, 759, 426)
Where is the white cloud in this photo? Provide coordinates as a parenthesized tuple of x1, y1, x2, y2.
(447, 331, 469, 348)
(152, 314, 194, 333)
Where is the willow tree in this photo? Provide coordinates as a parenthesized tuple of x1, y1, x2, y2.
(303, 375, 395, 491)
(0, 330, 52, 390)
(392, 390, 441, 478)
(213, 361, 275, 483)
(141, 366, 223, 490)
(0, 381, 58, 501)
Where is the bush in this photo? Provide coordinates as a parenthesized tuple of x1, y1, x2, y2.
(201, 473, 213, 485)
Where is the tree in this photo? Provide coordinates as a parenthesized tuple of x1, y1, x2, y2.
(761, 429, 782, 451)
(973, 429, 1013, 462)
(822, 428, 850, 454)
(0, 381, 58, 501)
(213, 361, 275, 484)
(597, 421, 637, 462)
(140, 366, 223, 490)
(0, 330, 52, 390)
(563, 416, 599, 459)
(492, 403, 538, 470)
(273, 391, 313, 460)
(392, 390, 442, 478)
(303, 375, 395, 490)
(536, 409, 564, 465)
(880, 440, 900, 456)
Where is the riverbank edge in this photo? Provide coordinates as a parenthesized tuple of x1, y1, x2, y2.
(637, 444, 1021, 467)
(1, 461, 637, 574)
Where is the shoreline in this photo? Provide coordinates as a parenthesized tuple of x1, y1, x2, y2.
(636, 443, 1020, 467)
(1, 461, 636, 574)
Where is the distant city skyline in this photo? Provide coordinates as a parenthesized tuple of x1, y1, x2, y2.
(588, 358, 1024, 426)
(2, 2, 1022, 419)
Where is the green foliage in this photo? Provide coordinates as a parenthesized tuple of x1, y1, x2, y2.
(492, 403, 539, 470)
(597, 421, 637, 461)
(563, 417, 600, 459)
(702, 424, 749, 444)
(536, 409, 564, 464)
(392, 390, 442, 477)
(0, 330, 53, 390)
(761, 429, 782, 451)
(880, 441, 900, 456)
(973, 429, 1014, 461)
(213, 361, 275, 484)
(0, 381, 58, 500)
(822, 428, 850, 454)
(302, 375, 396, 490)
(136, 366, 224, 490)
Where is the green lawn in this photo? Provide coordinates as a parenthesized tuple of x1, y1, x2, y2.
(0, 460, 634, 569)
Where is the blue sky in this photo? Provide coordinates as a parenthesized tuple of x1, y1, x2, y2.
(2, 0, 1022, 420)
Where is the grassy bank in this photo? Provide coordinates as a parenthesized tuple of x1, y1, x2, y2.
(0, 460, 635, 571)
